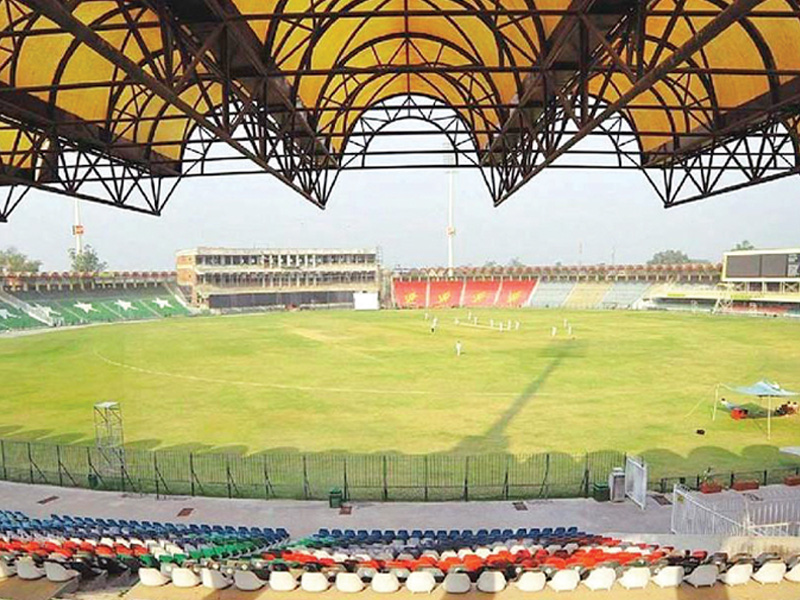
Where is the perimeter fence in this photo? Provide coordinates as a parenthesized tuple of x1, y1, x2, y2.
(0, 440, 623, 501)
(0, 438, 797, 502)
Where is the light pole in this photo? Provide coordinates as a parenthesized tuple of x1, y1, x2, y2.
(73, 198, 84, 255)
(444, 144, 456, 277)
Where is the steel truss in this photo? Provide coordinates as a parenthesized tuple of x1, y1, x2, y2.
(0, 0, 799, 221)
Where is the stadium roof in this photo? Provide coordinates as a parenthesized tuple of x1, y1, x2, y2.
(0, 0, 799, 221)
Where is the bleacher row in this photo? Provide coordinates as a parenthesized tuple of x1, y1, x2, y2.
(394, 280, 652, 310)
(2, 510, 799, 596)
(0, 286, 190, 332)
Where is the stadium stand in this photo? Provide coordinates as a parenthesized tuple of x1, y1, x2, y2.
(0, 300, 44, 331)
(527, 281, 576, 308)
(8, 286, 190, 327)
(496, 279, 537, 307)
(0, 509, 288, 588)
(393, 280, 427, 308)
(600, 282, 652, 309)
(428, 280, 463, 308)
(462, 280, 501, 307)
(2, 509, 800, 595)
(563, 283, 613, 309)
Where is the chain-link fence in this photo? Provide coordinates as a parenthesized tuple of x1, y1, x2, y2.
(1, 438, 797, 502)
(0, 439, 625, 501)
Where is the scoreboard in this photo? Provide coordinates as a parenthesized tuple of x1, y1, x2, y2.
(723, 249, 800, 281)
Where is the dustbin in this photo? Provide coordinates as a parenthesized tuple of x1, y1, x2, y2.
(592, 482, 610, 502)
(329, 487, 343, 509)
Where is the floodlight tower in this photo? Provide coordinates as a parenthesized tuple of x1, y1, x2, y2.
(444, 145, 456, 277)
(73, 199, 84, 255)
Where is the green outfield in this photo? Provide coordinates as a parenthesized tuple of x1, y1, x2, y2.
(1, 309, 799, 478)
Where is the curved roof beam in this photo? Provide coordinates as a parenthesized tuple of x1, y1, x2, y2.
(496, 0, 768, 204)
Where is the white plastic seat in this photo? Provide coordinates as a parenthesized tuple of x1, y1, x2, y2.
(270, 570, 298, 591)
(336, 572, 365, 593)
(390, 568, 411, 582)
(785, 561, 800, 583)
(618, 566, 650, 589)
(516, 571, 546, 592)
(442, 572, 471, 593)
(301, 571, 330, 592)
(0, 560, 17, 579)
(138, 567, 170, 587)
(475, 547, 491, 559)
(44, 561, 80, 583)
(582, 566, 616, 591)
(477, 570, 506, 592)
(752, 560, 787, 584)
(406, 571, 436, 593)
(719, 563, 753, 586)
(685, 564, 718, 588)
(16, 558, 45, 581)
(172, 567, 201, 588)
(371, 572, 401, 593)
(440, 550, 458, 560)
(233, 569, 266, 591)
(201, 567, 233, 589)
(547, 569, 580, 592)
(652, 565, 684, 588)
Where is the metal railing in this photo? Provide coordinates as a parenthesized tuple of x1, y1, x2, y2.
(0, 437, 797, 503)
(671, 484, 800, 537)
(0, 439, 624, 501)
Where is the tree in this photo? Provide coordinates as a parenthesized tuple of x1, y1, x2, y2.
(68, 244, 107, 272)
(507, 257, 525, 268)
(731, 240, 755, 251)
(648, 249, 691, 265)
(0, 247, 41, 272)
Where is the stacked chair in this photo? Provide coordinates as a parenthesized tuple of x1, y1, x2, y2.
(207, 529, 800, 593)
(3, 509, 800, 594)
(0, 509, 288, 591)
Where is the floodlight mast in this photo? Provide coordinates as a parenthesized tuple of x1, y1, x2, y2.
(73, 199, 84, 255)
(444, 146, 456, 277)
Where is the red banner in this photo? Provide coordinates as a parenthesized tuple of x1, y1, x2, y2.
(428, 280, 463, 307)
(497, 279, 536, 307)
(463, 280, 500, 307)
(393, 280, 427, 308)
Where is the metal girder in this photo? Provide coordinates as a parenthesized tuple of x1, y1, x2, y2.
(25, 0, 322, 206)
(494, 0, 769, 205)
(0, 0, 798, 220)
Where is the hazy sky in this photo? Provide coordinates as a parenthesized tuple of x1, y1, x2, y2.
(1, 135, 797, 272)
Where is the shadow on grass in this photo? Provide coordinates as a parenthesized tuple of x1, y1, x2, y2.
(450, 341, 576, 455)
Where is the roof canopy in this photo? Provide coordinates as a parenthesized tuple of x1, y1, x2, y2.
(726, 380, 798, 397)
(0, 0, 799, 220)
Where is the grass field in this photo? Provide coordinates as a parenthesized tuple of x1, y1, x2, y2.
(2, 308, 799, 477)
